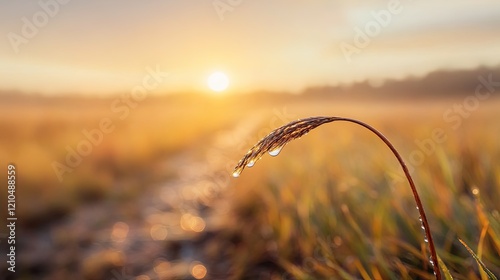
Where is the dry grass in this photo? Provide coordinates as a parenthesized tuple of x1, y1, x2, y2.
(1, 94, 499, 279)
(0, 94, 249, 226)
(233, 115, 442, 278)
(227, 98, 500, 279)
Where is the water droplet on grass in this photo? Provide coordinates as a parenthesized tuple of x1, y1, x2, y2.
(268, 146, 284, 157)
(246, 160, 255, 167)
(232, 169, 242, 178)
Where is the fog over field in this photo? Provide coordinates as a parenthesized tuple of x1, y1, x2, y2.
(1, 1, 500, 279)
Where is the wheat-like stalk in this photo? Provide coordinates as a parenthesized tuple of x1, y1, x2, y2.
(233, 116, 442, 280)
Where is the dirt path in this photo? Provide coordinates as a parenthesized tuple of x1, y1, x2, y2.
(16, 115, 264, 280)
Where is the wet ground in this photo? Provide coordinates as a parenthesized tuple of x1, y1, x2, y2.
(12, 116, 265, 280)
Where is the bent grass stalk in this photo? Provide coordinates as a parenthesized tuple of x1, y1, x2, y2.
(233, 116, 442, 279)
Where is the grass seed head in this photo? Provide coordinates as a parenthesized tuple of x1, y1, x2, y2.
(233, 116, 336, 177)
(232, 115, 442, 279)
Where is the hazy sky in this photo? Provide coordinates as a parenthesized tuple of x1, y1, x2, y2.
(1, 0, 500, 95)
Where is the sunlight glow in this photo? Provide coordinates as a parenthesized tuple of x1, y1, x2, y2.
(207, 71, 229, 92)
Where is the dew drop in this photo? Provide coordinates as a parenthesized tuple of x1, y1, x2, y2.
(415, 206, 419, 210)
(246, 160, 255, 168)
(421, 225, 425, 230)
(268, 146, 284, 157)
(232, 169, 242, 178)
(424, 237, 428, 243)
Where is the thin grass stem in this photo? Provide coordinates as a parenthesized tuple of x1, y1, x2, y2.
(233, 116, 442, 279)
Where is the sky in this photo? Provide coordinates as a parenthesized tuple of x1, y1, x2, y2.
(1, 0, 500, 95)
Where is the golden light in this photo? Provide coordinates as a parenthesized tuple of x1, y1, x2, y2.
(150, 224, 168, 240)
(207, 71, 229, 92)
(180, 213, 206, 232)
(191, 263, 207, 279)
(111, 222, 129, 242)
(154, 260, 171, 276)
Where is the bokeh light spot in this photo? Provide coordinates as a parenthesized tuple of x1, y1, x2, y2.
(150, 224, 168, 240)
(180, 213, 206, 232)
(191, 263, 207, 279)
(111, 222, 129, 242)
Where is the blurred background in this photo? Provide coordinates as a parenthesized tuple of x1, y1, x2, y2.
(1, 1, 499, 279)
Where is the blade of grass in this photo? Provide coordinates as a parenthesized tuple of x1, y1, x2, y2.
(478, 224, 490, 280)
(458, 238, 498, 280)
(354, 259, 372, 280)
(473, 186, 500, 254)
(436, 254, 454, 280)
(393, 258, 411, 279)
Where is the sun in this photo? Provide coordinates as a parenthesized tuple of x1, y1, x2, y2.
(207, 71, 229, 92)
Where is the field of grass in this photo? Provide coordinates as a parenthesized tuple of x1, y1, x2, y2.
(1, 94, 499, 279)
(226, 98, 500, 279)
(0, 94, 250, 226)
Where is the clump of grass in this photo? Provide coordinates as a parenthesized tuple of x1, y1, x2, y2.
(233, 116, 442, 279)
